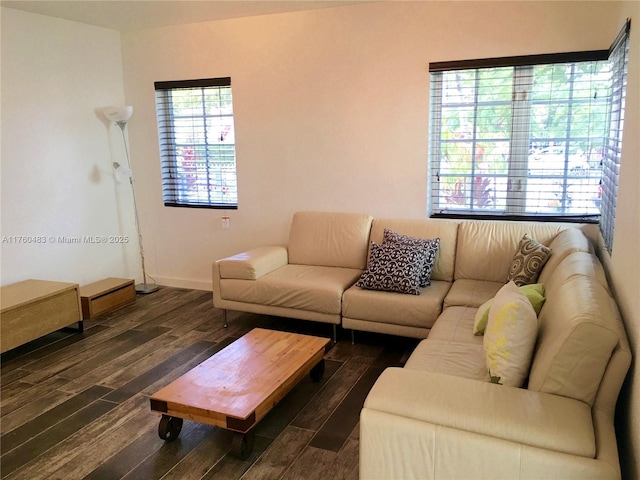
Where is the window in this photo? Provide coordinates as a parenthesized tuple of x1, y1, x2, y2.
(155, 77, 238, 209)
(428, 21, 630, 233)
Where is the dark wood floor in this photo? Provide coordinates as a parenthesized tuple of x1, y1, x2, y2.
(0, 287, 418, 479)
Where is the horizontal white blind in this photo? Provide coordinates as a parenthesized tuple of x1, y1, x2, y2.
(600, 19, 631, 253)
(429, 54, 612, 221)
(155, 77, 238, 209)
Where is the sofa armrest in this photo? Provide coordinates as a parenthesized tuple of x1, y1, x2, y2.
(216, 246, 288, 280)
(363, 368, 595, 458)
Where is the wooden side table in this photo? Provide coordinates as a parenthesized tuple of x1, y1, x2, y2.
(0, 279, 82, 353)
(80, 277, 136, 319)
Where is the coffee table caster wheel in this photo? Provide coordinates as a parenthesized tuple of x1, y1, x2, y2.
(231, 431, 255, 460)
(158, 415, 183, 442)
(310, 359, 325, 382)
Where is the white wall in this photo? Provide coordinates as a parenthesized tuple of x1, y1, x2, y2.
(0, 8, 139, 287)
(120, 2, 639, 477)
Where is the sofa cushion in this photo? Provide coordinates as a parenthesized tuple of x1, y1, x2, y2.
(428, 306, 483, 345)
(444, 279, 504, 308)
(473, 283, 545, 336)
(484, 281, 538, 387)
(528, 276, 619, 406)
(405, 338, 490, 382)
(287, 211, 373, 269)
(356, 242, 426, 295)
(342, 281, 450, 330)
(455, 221, 562, 283)
(369, 218, 458, 282)
(383, 229, 440, 287)
(506, 234, 552, 286)
(218, 264, 362, 315)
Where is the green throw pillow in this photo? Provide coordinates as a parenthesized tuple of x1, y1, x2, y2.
(473, 283, 545, 336)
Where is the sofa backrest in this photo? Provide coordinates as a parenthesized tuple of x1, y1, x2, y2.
(528, 269, 630, 407)
(537, 227, 592, 285)
(541, 250, 610, 295)
(455, 221, 564, 283)
(288, 211, 373, 269)
(369, 218, 459, 282)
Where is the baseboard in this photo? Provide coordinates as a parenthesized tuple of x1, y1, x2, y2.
(153, 276, 212, 291)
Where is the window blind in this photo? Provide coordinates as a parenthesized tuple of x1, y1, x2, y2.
(600, 19, 631, 253)
(154, 77, 238, 209)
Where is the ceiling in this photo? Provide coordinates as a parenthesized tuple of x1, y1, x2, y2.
(1, 0, 371, 31)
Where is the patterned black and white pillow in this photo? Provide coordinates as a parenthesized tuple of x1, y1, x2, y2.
(383, 229, 440, 287)
(356, 241, 426, 295)
(506, 234, 552, 286)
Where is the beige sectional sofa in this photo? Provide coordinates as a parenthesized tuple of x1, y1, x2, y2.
(212, 211, 631, 479)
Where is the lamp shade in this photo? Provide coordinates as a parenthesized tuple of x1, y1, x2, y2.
(103, 106, 133, 123)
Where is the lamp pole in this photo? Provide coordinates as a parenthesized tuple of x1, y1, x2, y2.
(103, 106, 158, 294)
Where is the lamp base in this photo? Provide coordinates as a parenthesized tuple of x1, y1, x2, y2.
(136, 283, 159, 294)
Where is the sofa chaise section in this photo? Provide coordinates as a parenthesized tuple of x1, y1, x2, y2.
(212, 211, 372, 340)
(360, 369, 612, 479)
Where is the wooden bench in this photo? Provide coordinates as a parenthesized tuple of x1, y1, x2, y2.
(1, 279, 82, 353)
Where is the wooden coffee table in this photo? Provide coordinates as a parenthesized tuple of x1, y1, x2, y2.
(149, 328, 330, 459)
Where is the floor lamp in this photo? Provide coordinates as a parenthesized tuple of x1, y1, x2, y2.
(103, 106, 159, 294)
